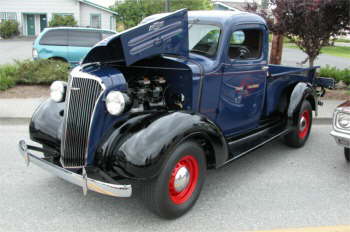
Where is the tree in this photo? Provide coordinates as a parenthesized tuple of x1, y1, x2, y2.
(246, 0, 350, 67)
(111, 0, 212, 29)
(272, 0, 350, 67)
(49, 15, 77, 27)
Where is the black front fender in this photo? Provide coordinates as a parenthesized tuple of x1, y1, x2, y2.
(96, 111, 228, 180)
(29, 99, 65, 150)
(287, 82, 316, 127)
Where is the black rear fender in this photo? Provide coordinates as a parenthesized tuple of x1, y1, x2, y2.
(287, 82, 316, 127)
(96, 112, 228, 180)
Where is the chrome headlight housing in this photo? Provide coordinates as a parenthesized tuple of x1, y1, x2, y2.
(106, 91, 128, 116)
(336, 112, 350, 129)
(50, 81, 66, 102)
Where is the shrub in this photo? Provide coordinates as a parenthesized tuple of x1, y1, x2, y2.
(0, 59, 69, 91)
(49, 15, 77, 27)
(0, 64, 18, 90)
(0, 20, 19, 39)
(319, 65, 350, 84)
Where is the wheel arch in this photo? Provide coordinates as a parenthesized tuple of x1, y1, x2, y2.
(287, 82, 316, 127)
(96, 112, 229, 181)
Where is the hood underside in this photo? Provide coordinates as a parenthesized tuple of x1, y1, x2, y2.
(82, 9, 189, 66)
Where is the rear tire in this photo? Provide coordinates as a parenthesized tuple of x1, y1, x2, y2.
(284, 100, 312, 148)
(344, 148, 350, 162)
(141, 140, 206, 219)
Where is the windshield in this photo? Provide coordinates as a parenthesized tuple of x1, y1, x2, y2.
(189, 24, 221, 58)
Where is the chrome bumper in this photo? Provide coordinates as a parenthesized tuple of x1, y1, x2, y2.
(18, 140, 132, 198)
(330, 130, 350, 148)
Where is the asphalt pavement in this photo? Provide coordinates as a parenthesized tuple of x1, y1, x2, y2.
(0, 124, 349, 231)
(0, 39, 34, 64)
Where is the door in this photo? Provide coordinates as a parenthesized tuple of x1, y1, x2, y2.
(68, 30, 102, 66)
(216, 25, 268, 136)
(27, 14, 35, 36)
(40, 15, 47, 32)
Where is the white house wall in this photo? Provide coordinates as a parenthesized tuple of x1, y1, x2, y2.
(1, 0, 80, 35)
(79, 2, 114, 30)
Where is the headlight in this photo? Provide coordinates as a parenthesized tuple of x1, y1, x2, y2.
(32, 48, 38, 59)
(336, 112, 350, 129)
(106, 91, 127, 115)
(50, 81, 66, 102)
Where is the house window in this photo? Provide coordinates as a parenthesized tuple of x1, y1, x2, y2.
(90, 14, 101, 28)
(0, 12, 17, 22)
(110, 15, 116, 31)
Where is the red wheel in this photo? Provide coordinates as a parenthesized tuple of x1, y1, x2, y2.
(141, 141, 206, 219)
(168, 155, 199, 204)
(298, 110, 311, 139)
(284, 100, 313, 148)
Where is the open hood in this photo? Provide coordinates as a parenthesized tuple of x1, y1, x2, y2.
(82, 9, 189, 66)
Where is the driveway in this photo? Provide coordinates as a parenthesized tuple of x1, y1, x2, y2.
(1, 124, 349, 231)
(281, 47, 350, 69)
(0, 39, 34, 65)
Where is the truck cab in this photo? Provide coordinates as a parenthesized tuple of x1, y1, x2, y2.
(19, 9, 333, 219)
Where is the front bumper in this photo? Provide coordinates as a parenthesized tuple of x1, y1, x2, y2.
(18, 140, 132, 198)
(330, 130, 350, 148)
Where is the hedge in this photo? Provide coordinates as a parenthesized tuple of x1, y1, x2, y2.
(0, 59, 69, 91)
(319, 65, 350, 85)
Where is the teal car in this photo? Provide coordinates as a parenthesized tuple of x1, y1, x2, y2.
(32, 27, 116, 66)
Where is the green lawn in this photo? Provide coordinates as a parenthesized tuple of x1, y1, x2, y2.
(285, 43, 350, 59)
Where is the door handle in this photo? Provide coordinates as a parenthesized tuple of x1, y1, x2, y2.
(262, 66, 269, 71)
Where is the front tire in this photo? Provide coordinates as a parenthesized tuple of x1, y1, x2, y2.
(284, 100, 313, 148)
(141, 140, 206, 219)
(344, 148, 350, 162)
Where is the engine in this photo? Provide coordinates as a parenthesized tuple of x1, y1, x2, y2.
(128, 75, 184, 111)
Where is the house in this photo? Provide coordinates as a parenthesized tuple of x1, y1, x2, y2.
(212, 0, 262, 11)
(0, 0, 117, 36)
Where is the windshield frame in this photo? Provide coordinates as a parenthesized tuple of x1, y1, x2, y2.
(188, 21, 223, 59)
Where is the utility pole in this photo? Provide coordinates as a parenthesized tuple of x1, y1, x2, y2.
(165, 0, 170, 12)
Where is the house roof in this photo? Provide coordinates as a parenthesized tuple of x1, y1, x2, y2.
(79, 0, 118, 15)
(213, 1, 250, 11)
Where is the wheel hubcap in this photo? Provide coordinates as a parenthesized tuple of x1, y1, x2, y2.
(298, 110, 310, 139)
(173, 166, 190, 192)
(168, 155, 199, 205)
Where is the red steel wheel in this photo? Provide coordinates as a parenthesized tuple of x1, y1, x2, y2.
(168, 155, 199, 204)
(298, 110, 311, 139)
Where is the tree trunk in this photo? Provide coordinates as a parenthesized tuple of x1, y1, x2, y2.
(309, 57, 315, 67)
(270, 33, 284, 65)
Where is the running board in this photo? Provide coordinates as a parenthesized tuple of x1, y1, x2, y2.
(222, 123, 289, 166)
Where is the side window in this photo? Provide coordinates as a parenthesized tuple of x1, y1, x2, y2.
(68, 30, 101, 47)
(228, 29, 263, 60)
(39, 30, 68, 46)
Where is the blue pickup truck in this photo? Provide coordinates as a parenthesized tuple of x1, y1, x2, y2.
(18, 9, 333, 218)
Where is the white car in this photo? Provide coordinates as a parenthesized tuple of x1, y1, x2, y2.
(331, 100, 350, 162)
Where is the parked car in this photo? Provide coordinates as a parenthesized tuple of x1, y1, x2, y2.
(331, 101, 350, 162)
(32, 27, 116, 66)
(19, 10, 333, 219)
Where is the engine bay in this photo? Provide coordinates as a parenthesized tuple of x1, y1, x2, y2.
(128, 75, 185, 112)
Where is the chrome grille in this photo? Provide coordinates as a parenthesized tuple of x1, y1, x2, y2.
(61, 76, 103, 168)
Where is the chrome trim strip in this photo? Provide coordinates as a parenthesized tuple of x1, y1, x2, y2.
(19, 140, 132, 198)
(330, 130, 350, 148)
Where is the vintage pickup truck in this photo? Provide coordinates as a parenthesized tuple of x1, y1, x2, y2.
(18, 9, 333, 218)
